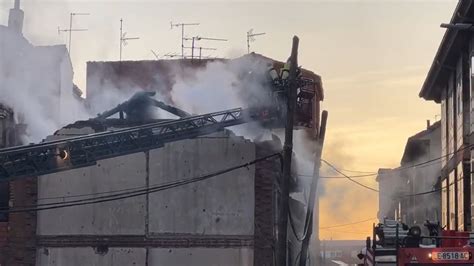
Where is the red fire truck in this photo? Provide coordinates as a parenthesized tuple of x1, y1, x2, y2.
(359, 219, 474, 265)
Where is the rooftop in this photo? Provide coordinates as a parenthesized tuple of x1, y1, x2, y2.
(419, 1, 474, 102)
(87, 53, 324, 102)
(400, 121, 440, 164)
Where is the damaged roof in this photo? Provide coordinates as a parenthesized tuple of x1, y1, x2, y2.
(86, 53, 324, 102)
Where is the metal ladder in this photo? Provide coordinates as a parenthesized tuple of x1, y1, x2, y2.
(0, 107, 278, 180)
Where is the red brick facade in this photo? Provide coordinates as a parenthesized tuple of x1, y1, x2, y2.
(4, 178, 37, 266)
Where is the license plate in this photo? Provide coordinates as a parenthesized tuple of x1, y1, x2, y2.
(432, 251, 470, 261)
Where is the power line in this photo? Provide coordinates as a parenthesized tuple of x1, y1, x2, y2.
(326, 143, 474, 178)
(1, 153, 282, 214)
(299, 173, 376, 179)
(399, 179, 456, 198)
(36, 153, 298, 202)
(320, 217, 377, 229)
(288, 206, 305, 242)
(336, 169, 377, 174)
(302, 159, 446, 197)
(400, 187, 443, 197)
(7, 152, 282, 211)
(321, 159, 379, 192)
(321, 159, 445, 197)
(36, 184, 148, 201)
(39, 153, 286, 202)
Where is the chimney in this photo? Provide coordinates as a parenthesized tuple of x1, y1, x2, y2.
(8, 0, 24, 34)
(426, 119, 431, 129)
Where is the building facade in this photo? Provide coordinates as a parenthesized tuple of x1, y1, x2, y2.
(419, 0, 474, 231)
(377, 121, 441, 229)
(0, 1, 80, 264)
(35, 127, 266, 266)
(0, 0, 77, 141)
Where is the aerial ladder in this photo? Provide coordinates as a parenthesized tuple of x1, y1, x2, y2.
(0, 68, 317, 180)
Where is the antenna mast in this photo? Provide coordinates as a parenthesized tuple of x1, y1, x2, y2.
(170, 22, 200, 58)
(183, 36, 227, 60)
(247, 29, 266, 54)
(58, 12, 89, 55)
(120, 18, 140, 62)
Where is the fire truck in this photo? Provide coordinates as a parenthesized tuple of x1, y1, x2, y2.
(359, 219, 474, 265)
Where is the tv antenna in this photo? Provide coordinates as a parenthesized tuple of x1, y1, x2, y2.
(120, 18, 140, 61)
(183, 46, 217, 60)
(170, 22, 200, 58)
(58, 12, 89, 55)
(247, 29, 265, 54)
(184, 36, 227, 59)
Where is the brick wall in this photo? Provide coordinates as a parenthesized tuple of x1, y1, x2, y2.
(0, 222, 8, 264)
(254, 139, 282, 266)
(5, 177, 37, 266)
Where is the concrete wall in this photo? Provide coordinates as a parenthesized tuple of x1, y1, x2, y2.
(148, 248, 253, 266)
(36, 132, 256, 265)
(37, 152, 147, 235)
(148, 136, 255, 236)
(36, 248, 146, 266)
(36, 247, 252, 266)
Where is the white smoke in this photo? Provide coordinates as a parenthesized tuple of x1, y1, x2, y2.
(0, 26, 90, 143)
(171, 56, 273, 113)
(169, 56, 275, 139)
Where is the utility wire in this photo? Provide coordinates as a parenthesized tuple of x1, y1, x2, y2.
(399, 179, 456, 198)
(312, 159, 442, 197)
(299, 173, 376, 179)
(1, 153, 282, 214)
(314, 143, 473, 178)
(27, 153, 284, 208)
(321, 159, 379, 192)
(400, 187, 443, 197)
(335, 169, 377, 174)
(288, 206, 305, 242)
(37, 159, 336, 202)
(320, 217, 377, 229)
(36, 184, 148, 201)
(395, 173, 461, 198)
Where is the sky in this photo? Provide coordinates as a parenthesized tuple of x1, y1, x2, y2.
(0, 0, 459, 240)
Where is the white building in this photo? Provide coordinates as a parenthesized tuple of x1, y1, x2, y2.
(0, 0, 79, 141)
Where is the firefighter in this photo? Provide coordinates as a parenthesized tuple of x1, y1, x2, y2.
(280, 57, 291, 80)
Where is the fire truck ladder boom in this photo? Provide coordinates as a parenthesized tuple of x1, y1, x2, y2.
(0, 107, 276, 180)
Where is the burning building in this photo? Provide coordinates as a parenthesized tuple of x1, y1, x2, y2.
(0, 0, 82, 264)
(0, 0, 80, 141)
(86, 53, 323, 131)
(0, 51, 324, 265)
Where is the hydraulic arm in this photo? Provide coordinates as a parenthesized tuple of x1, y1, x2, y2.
(0, 107, 278, 180)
